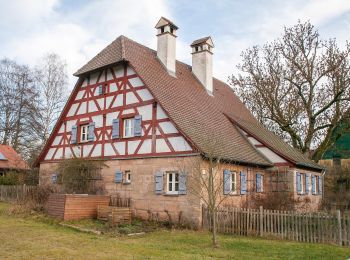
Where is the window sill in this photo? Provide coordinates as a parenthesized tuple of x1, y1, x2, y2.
(164, 193, 180, 197)
(123, 182, 131, 185)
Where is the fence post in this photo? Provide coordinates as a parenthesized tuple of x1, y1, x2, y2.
(337, 210, 342, 246)
(260, 206, 263, 237)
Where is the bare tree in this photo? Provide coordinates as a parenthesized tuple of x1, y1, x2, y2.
(32, 53, 68, 144)
(230, 21, 350, 161)
(176, 136, 235, 247)
(0, 59, 39, 155)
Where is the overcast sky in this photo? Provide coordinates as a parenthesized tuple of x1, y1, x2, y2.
(1, 0, 350, 87)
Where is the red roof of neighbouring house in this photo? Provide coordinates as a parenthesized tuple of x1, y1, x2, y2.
(0, 145, 29, 170)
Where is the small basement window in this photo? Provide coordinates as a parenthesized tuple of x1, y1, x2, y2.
(167, 172, 179, 194)
(80, 124, 89, 142)
(123, 118, 134, 138)
(125, 170, 131, 183)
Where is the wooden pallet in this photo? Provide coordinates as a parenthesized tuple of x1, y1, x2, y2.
(97, 205, 131, 225)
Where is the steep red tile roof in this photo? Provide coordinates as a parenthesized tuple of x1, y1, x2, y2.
(0, 145, 28, 170)
(72, 35, 321, 170)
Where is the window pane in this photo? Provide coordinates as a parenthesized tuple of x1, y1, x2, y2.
(175, 173, 179, 182)
(175, 182, 179, 191)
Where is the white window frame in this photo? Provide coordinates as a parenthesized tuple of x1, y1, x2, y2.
(80, 124, 89, 143)
(315, 175, 319, 194)
(259, 174, 264, 192)
(230, 171, 237, 194)
(123, 118, 134, 138)
(125, 170, 131, 183)
(300, 173, 304, 194)
(166, 171, 179, 194)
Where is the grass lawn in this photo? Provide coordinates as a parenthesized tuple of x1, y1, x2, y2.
(0, 202, 349, 259)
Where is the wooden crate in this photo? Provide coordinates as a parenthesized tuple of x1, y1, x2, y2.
(97, 205, 112, 221)
(110, 207, 132, 226)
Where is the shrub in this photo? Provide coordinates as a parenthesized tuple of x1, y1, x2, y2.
(56, 158, 107, 194)
(0, 171, 20, 185)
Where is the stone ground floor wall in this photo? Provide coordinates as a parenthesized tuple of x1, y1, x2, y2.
(39, 157, 323, 227)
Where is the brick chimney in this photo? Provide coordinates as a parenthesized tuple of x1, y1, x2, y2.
(191, 37, 214, 94)
(155, 17, 178, 76)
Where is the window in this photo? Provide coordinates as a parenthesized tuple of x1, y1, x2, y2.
(256, 174, 264, 192)
(315, 175, 319, 194)
(170, 27, 174, 34)
(300, 173, 304, 194)
(80, 124, 89, 142)
(195, 46, 199, 52)
(161, 27, 164, 33)
(167, 172, 179, 194)
(125, 170, 131, 183)
(230, 171, 237, 194)
(123, 118, 134, 138)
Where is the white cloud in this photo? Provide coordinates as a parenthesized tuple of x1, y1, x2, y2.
(1, 0, 350, 86)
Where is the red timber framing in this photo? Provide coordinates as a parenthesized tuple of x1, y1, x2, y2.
(39, 62, 197, 163)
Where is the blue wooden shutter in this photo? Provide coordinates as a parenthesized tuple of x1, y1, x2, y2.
(155, 171, 163, 194)
(318, 176, 322, 195)
(51, 174, 57, 184)
(71, 125, 77, 144)
(311, 175, 316, 194)
(134, 115, 142, 136)
(240, 171, 247, 195)
(115, 170, 123, 183)
(88, 122, 95, 141)
(256, 173, 262, 192)
(305, 174, 310, 194)
(112, 119, 120, 139)
(98, 85, 103, 95)
(179, 171, 187, 195)
(223, 170, 231, 195)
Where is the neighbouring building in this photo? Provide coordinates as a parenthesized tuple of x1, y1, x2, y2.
(36, 17, 324, 226)
(0, 145, 29, 176)
(319, 122, 350, 168)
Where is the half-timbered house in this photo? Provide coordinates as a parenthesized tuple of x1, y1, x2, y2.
(37, 17, 324, 226)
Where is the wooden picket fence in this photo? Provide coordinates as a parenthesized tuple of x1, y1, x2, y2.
(202, 206, 350, 246)
(0, 185, 37, 202)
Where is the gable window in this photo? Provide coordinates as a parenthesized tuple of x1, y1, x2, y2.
(167, 172, 179, 194)
(80, 124, 89, 142)
(123, 118, 134, 138)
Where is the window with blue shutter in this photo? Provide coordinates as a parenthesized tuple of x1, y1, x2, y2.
(71, 125, 77, 144)
(223, 169, 231, 195)
(155, 171, 163, 194)
(115, 170, 123, 183)
(134, 115, 142, 136)
(88, 122, 95, 141)
(240, 171, 247, 195)
(51, 174, 57, 184)
(256, 173, 262, 192)
(112, 119, 120, 139)
(178, 171, 187, 195)
(311, 175, 316, 194)
(305, 174, 310, 194)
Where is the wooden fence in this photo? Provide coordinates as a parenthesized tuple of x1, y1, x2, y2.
(202, 206, 350, 246)
(0, 185, 37, 202)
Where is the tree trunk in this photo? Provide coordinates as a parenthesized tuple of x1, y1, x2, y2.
(211, 207, 218, 247)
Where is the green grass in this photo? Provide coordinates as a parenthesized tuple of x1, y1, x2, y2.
(0, 202, 349, 259)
